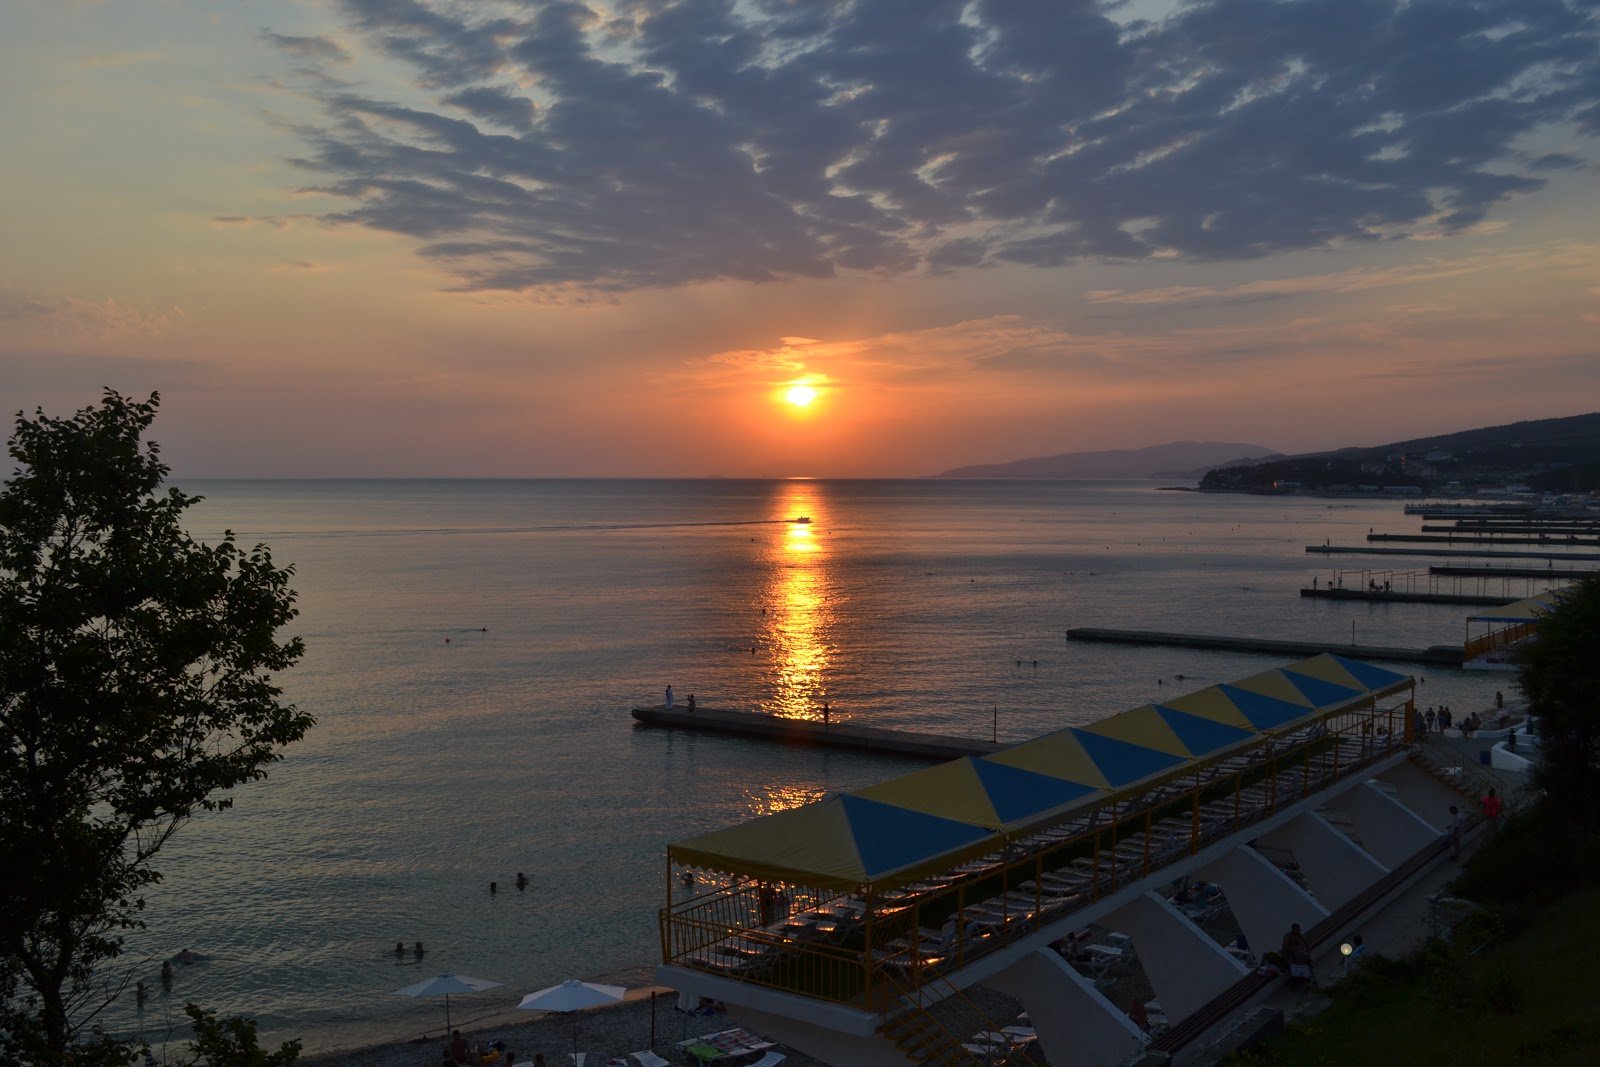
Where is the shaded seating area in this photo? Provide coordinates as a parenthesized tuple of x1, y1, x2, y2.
(662, 654, 1417, 1013)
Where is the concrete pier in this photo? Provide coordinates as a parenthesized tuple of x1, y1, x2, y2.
(1309, 545, 1600, 561)
(630, 705, 1000, 760)
(1429, 564, 1596, 579)
(1064, 627, 1461, 665)
(1369, 533, 1600, 546)
(1421, 524, 1600, 535)
(1299, 588, 1516, 606)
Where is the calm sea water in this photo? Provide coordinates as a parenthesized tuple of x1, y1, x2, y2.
(110, 479, 1525, 1052)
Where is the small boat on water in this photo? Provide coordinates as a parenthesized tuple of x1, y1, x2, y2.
(792, 516, 811, 523)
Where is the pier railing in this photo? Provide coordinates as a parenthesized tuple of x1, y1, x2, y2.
(1463, 620, 1536, 661)
(661, 695, 1413, 1010)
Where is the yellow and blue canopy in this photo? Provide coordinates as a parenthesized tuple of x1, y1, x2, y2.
(1468, 589, 1562, 624)
(668, 653, 1412, 891)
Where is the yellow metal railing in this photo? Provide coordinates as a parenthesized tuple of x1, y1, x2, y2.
(662, 694, 1415, 1007)
(1464, 620, 1536, 660)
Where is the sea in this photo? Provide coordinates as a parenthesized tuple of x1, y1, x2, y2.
(105, 478, 1535, 1053)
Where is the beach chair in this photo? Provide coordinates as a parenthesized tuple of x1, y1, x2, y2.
(629, 1053, 669, 1067)
(748, 1055, 785, 1067)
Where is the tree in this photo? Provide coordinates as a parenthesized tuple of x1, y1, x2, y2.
(180, 1004, 301, 1067)
(0, 391, 312, 1061)
(1514, 574, 1600, 816)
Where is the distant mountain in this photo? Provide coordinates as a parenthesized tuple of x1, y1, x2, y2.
(937, 441, 1278, 480)
(1199, 412, 1600, 493)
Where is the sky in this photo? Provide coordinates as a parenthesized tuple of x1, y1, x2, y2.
(2, 0, 1598, 477)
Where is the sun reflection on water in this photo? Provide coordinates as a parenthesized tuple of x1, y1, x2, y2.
(762, 482, 835, 720)
(746, 783, 828, 818)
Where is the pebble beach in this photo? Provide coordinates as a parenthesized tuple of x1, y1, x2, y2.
(299, 987, 829, 1067)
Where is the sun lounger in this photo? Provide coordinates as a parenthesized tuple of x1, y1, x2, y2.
(748, 1055, 785, 1067)
(629, 1053, 669, 1067)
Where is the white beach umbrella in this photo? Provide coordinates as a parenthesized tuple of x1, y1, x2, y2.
(517, 979, 626, 1058)
(395, 973, 503, 1035)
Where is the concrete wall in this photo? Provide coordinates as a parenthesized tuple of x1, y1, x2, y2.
(985, 948, 1146, 1067)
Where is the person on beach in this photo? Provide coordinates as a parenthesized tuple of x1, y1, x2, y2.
(449, 1030, 470, 1065)
(414, 942, 425, 960)
(665, 685, 674, 710)
(516, 872, 528, 890)
(687, 693, 696, 713)
(135, 980, 147, 1008)
(395, 942, 406, 957)
(160, 960, 173, 988)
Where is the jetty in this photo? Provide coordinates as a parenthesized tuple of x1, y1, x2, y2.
(1421, 524, 1600, 535)
(1369, 533, 1600, 546)
(630, 705, 998, 760)
(1308, 545, 1600, 561)
(1299, 588, 1517, 607)
(1065, 626, 1461, 665)
(1429, 564, 1596, 579)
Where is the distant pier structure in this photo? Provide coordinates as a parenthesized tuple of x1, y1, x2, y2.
(631, 704, 998, 760)
(1064, 627, 1462, 666)
(1304, 565, 1565, 604)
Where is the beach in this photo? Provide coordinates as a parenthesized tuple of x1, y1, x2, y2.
(300, 986, 830, 1067)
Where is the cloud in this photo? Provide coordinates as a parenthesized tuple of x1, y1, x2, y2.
(694, 315, 1132, 389)
(1083, 244, 1590, 304)
(0, 291, 185, 337)
(259, 31, 353, 65)
(269, 0, 1600, 292)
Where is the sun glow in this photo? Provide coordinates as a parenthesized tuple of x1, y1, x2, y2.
(785, 385, 818, 407)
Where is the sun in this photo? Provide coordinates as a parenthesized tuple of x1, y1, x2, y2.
(785, 385, 818, 407)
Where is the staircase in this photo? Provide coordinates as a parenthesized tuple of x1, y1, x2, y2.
(1409, 738, 1512, 814)
(876, 968, 1021, 1065)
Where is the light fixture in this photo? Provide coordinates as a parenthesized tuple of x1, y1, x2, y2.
(1339, 941, 1354, 956)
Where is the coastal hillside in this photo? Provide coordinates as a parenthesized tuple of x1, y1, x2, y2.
(1199, 412, 1600, 493)
(937, 441, 1276, 479)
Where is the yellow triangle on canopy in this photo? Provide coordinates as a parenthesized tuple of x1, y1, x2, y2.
(1286, 654, 1370, 692)
(1082, 704, 1192, 757)
(1231, 668, 1315, 707)
(986, 729, 1112, 790)
(669, 797, 869, 889)
(856, 759, 1001, 828)
(1161, 687, 1257, 729)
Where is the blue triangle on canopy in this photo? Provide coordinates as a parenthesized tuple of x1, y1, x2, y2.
(1068, 729, 1186, 787)
(837, 794, 992, 880)
(1281, 669, 1363, 708)
(971, 758, 1099, 823)
(1217, 684, 1310, 730)
(1329, 655, 1411, 692)
(1154, 705, 1256, 755)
